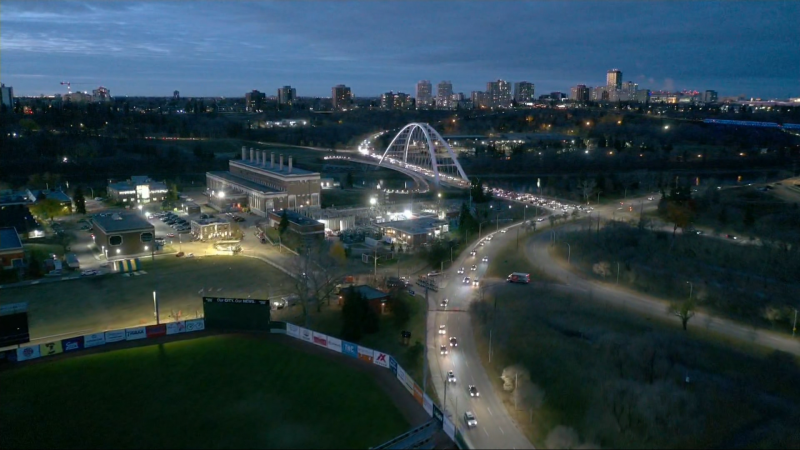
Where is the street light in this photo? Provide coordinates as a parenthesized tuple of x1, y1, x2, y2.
(687, 281, 693, 301)
(564, 242, 571, 264)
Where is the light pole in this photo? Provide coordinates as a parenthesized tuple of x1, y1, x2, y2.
(153, 291, 160, 325)
(564, 242, 571, 264)
(687, 281, 693, 301)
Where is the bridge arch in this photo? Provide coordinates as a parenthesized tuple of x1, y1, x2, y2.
(378, 123, 469, 187)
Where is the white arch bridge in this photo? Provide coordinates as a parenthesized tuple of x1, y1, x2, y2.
(375, 123, 470, 188)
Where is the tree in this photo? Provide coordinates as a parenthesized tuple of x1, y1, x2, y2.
(279, 209, 289, 235)
(669, 299, 696, 331)
(345, 171, 354, 188)
(388, 292, 411, 327)
(30, 198, 67, 223)
(578, 179, 597, 204)
(593, 261, 611, 279)
(73, 187, 86, 215)
(329, 241, 346, 265)
(341, 289, 379, 341)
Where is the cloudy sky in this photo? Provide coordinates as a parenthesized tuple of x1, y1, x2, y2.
(2, 1, 798, 99)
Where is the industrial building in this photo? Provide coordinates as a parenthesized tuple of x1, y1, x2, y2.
(91, 213, 155, 260)
(267, 209, 324, 240)
(107, 176, 168, 205)
(379, 216, 449, 247)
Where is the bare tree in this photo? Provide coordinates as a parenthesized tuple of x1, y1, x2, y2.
(578, 179, 597, 204)
(593, 261, 611, 279)
(668, 299, 696, 331)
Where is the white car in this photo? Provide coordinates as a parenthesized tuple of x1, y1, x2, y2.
(81, 269, 99, 277)
(448, 370, 457, 383)
(470, 250, 477, 256)
(440, 345, 449, 355)
(481, 256, 489, 263)
(501, 229, 507, 233)
(457, 267, 464, 274)
(471, 265, 477, 271)
(463, 277, 471, 285)
(439, 325, 446, 335)
(464, 411, 477, 428)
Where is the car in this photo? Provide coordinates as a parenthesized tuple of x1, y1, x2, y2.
(440, 345, 448, 355)
(481, 256, 489, 263)
(471, 265, 477, 271)
(726, 234, 738, 240)
(469, 250, 477, 256)
(176, 252, 185, 257)
(501, 229, 507, 233)
(440, 298, 449, 308)
(407, 289, 415, 296)
(479, 241, 485, 246)
(648, 196, 655, 201)
(457, 267, 464, 274)
(447, 370, 457, 383)
(187, 253, 195, 258)
(464, 411, 477, 428)
(439, 325, 446, 335)
(167, 233, 175, 238)
(463, 277, 471, 285)
(469, 385, 480, 397)
(537, 217, 544, 222)
(473, 278, 479, 287)
(81, 269, 99, 277)
(450, 337, 458, 347)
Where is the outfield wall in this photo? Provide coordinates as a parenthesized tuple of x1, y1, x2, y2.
(2, 319, 206, 363)
(279, 321, 467, 448)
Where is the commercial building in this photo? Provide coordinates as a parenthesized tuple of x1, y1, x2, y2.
(379, 216, 449, 247)
(621, 81, 638, 96)
(437, 81, 453, 109)
(0, 227, 24, 270)
(91, 213, 155, 260)
(487, 80, 512, 108)
(591, 86, 609, 102)
(332, 85, 352, 111)
(267, 208, 324, 240)
(206, 147, 321, 216)
(415, 80, 433, 109)
(635, 89, 651, 103)
(513, 82, 535, 104)
(92, 86, 111, 103)
(607, 69, 622, 90)
(570, 85, 590, 102)
(190, 218, 231, 241)
(107, 176, 168, 205)
(1, 84, 14, 110)
(703, 90, 718, 103)
(278, 86, 297, 106)
(245, 90, 266, 112)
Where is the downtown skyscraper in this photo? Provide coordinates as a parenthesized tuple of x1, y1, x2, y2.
(436, 81, 453, 109)
(415, 80, 433, 109)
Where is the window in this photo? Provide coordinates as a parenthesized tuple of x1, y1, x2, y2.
(140, 232, 154, 243)
(109, 235, 123, 246)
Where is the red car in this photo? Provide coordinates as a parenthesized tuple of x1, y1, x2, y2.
(167, 233, 175, 238)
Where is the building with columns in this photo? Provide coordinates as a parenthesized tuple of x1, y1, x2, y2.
(206, 147, 321, 216)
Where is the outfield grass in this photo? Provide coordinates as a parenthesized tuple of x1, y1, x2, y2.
(0, 257, 294, 342)
(0, 335, 409, 449)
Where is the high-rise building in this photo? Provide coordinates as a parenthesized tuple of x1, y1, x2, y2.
(92, 86, 111, 103)
(550, 92, 564, 102)
(471, 91, 489, 109)
(621, 81, 638, 96)
(245, 90, 266, 112)
(332, 84, 352, 111)
(487, 80, 512, 108)
(607, 69, 622, 90)
(0, 83, 14, 110)
(703, 90, 718, 103)
(278, 86, 297, 106)
(381, 92, 411, 110)
(570, 85, 590, 102)
(415, 80, 433, 109)
(513, 82, 535, 104)
(591, 86, 609, 102)
(173, 90, 180, 100)
(635, 89, 651, 104)
(436, 81, 453, 109)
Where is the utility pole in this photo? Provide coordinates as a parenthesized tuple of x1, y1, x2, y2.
(616, 262, 620, 284)
(793, 309, 797, 338)
(422, 283, 429, 394)
(153, 291, 160, 325)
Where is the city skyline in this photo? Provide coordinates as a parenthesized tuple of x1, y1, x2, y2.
(2, 1, 798, 99)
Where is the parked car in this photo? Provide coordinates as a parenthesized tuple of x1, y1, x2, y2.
(176, 252, 185, 257)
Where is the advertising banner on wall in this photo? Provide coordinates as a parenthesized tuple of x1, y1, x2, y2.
(185, 319, 205, 332)
(105, 329, 125, 343)
(342, 341, 358, 358)
(84, 332, 106, 348)
(125, 327, 147, 341)
(286, 323, 300, 338)
(423, 394, 434, 417)
(16, 345, 41, 362)
(40, 341, 64, 356)
(166, 322, 186, 335)
(300, 327, 313, 343)
(146, 324, 167, 338)
(327, 336, 342, 353)
(413, 384, 424, 405)
(312, 332, 328, 348)
(443, 416, 456, 440)
(432, 403, 444, 426)
(61, 336, 84, 352)
(357, 346, 374, 363)
(373, 351, 390, 368)
(389, 356, 398, 375)
(403, 372, 415, 394)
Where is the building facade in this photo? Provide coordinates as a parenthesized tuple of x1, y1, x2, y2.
(245, 90, 266, 112)
(267, 209, 324, 240)
(91, 213, 155, 260)
(107, 176, 168, 205)
(436, 81, 453, 109)
(471, 91, 490, 109)
(278, 86, 297, 106)
(332, 85, 352, 111)
(1, 84, 14, 110)
(191, 218, 231, 241)
(206, 147, 321, 216)
(415, 80, 433, 109)
(513, 82, 535, 104)
(487, 80, 512, 108)
(703, 90, 718, 103)
(92, 86, 111, 103)
(607, 69, 622, 90)
(570, 85, 590, 102)
(0, 227, 24, 270)
(380, 92, 411, 110)
(380, 217, 449, 247)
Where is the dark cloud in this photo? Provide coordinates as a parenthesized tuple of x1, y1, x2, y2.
(1, 1, 797, 98)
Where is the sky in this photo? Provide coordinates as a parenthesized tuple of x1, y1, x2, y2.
(2, 1, 799, 99)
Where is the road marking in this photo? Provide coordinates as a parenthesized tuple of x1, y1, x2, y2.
(487, 407, 493, 416)
(484, 428, 490, 437)
(499, 426, 505, 435)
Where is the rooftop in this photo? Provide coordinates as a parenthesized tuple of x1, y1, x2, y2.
(191, 218, 229, 226)
(0, 227, 23, 252)
(29, 189, 72, 204)
(271, 209, 323, 226)
(381, 217, 447, 235)
(92, 213, 153, 233)
(207, 171, 283, 195)
(343, 285, 389, 301)
(232, 158, 317, 176)
(108, 179, 167, 191)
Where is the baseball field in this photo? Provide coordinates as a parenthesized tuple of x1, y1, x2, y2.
(0, 334, 411, 449)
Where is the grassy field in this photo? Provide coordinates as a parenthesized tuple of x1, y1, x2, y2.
(0, 256, 295, 342)
(470, 283, 800, 449)
(484, 234, 558, 283)
(0, 335, 409, 449)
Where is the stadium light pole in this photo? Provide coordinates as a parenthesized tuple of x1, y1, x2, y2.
(153, 291, 160, 325)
